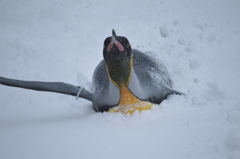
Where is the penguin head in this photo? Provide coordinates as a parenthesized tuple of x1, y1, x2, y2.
(103, 29, 133, 87)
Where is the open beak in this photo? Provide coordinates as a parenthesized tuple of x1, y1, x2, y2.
(107, 29, 124, 52)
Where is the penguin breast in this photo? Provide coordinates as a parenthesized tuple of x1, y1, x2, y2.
(108, 86, 154, 114)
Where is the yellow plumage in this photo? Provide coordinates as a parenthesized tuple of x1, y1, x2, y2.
(109, 86, 153, 114)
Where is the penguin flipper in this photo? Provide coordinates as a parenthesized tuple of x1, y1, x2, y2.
(131, 49, 184, 104)
(0, 76, 93, 102)
(92, 60, 120, 112)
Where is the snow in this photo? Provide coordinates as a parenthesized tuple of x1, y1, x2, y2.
(0, 0, 240, 159)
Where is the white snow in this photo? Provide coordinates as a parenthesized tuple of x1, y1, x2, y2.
(0, 0, 240, 159)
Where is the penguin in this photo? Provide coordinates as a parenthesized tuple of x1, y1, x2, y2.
(0, 29, 182, 114)
(92, 29, 181, 114)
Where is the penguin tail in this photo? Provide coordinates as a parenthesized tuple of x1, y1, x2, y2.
(0, 76, 93, 102)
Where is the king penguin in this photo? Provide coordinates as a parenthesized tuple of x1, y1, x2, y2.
(92, 29, 181, 114)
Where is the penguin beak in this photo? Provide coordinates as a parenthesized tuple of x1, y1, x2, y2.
(112, 29, 117, 43)
(107, 29, 124, 52)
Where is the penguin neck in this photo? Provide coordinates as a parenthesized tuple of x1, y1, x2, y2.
(107, 56, 133, 87)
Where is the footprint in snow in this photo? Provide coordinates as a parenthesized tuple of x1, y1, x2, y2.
(159, 26, 169, 38)
(189, 60, 202, 70)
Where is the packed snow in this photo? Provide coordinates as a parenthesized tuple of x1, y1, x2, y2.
(0, 0, 240, 159)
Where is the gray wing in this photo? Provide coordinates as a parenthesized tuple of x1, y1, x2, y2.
(129, 49, 179, 104)
(92, 60, 120, 112)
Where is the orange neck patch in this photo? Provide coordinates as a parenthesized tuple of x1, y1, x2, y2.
(108, 86, 154, 114)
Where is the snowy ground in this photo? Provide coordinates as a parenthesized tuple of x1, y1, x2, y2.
(0, 0, 240, 159)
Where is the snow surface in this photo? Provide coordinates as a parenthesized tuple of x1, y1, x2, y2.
(0, 0, 240, 159)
